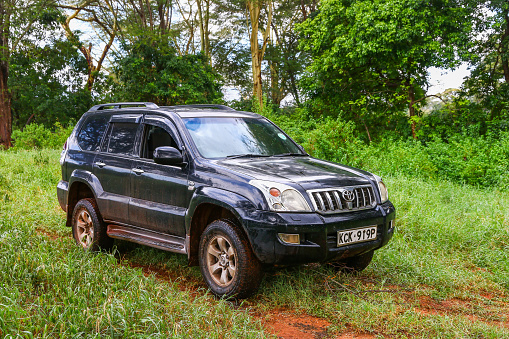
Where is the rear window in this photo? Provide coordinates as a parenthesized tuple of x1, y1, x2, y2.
(104, 122, 139, 155)
(77, 115, 109, 151)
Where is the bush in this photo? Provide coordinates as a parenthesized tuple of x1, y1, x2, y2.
(260, 106, 509, 189)
(11, 123, 73, 150)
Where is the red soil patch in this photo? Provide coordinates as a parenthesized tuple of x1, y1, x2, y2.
(259, 310, 331, 339)
(258, 310, 377, 339)
(35, 228, 64, 241)
(416, 296, 509, 330)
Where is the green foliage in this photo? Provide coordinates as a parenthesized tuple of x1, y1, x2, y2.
(462, 1, 509, 120)
(114, 41, 223, 105)
(11, 123, 73, 150)
(301, 117, 361, 163)
(257, 108, 509, 188)
(10, 29, 93, 129)
(296, 0, 473, 137)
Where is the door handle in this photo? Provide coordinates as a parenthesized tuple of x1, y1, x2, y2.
(95, 161, 106, 168)
(132, 168, 144, 175)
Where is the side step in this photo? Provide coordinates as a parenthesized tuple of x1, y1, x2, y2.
(107, 224, 187, 254)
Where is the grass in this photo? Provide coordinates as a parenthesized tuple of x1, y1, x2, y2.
(1, 149, 508, 338)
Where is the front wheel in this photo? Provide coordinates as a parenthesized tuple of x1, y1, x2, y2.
(199, 220, 263, 299)
(329, 250, 374, 273)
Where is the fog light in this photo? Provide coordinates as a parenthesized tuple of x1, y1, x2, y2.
(278, 233, 300, 244)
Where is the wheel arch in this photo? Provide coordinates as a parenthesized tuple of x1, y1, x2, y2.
(66, 170, 103, 226)
(186, 188, 257, 266)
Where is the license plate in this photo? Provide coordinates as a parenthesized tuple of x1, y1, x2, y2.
(337, 226, 377, 247)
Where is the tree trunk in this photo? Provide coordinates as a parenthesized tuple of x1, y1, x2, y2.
(248, 0, 272, 110)
(502, 12, 509, 83)
(197, 0, 210, 61)
(408, 83, 416, 139)
(0, 59, 11, 148)
(0, 2, 11, 148)
(289, 71, 300, 106)
(248, 1, 262, 108)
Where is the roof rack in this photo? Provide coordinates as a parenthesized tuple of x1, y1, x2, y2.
(163, 104, 236, 111)
(89, 102, 160, 112)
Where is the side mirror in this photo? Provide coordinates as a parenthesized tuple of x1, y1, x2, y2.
(298, 144, 306, 153)
(153, 146, 184, 165)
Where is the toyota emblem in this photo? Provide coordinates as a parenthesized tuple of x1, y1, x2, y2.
(342, 189, 355, 202)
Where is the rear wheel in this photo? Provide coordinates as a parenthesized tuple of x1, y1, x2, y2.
(199, 219, 263, 299)
(71, 198, 112, 251)
(329, 250, 374, 273)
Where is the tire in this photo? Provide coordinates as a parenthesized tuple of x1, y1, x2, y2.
(329, 250, 374, 273)
(71, 198, 113, 251)
(199, 219, 263, 299)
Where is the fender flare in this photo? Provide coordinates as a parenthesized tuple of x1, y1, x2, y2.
(65, 170, 105, 226)
(68, 169, 104, 201)
(185, 186, 257, 236)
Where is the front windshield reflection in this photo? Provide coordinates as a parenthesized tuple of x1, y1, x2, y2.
(183, 117, 302, 159)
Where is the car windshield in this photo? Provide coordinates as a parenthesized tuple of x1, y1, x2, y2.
(183, 117, 304, 159)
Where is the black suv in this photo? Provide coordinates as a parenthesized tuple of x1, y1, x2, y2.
(57, 102, 396, 298)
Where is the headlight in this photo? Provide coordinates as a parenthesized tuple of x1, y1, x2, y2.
(249, 180, 311, 212)
(377, 179, 389, 203)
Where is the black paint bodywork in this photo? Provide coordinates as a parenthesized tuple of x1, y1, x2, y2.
(57, 105, 395, 265)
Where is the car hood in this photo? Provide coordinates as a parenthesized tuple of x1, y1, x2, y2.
(215, 156, 373, 190)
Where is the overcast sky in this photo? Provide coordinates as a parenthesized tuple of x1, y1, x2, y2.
(428, 63, 470, 94)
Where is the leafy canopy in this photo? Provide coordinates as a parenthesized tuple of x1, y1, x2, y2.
(297, 0, 473, 132)
(114, 41, 223, 105)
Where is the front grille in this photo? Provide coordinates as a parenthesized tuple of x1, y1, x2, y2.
(308, 185, 376, 214)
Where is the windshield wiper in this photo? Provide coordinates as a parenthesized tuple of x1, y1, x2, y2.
(225, 154, 271, 159)
(272, 153, 307, 157)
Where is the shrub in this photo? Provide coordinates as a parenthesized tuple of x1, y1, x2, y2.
(11, 122, 73, 150)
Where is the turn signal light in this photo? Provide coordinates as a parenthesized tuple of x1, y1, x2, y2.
(278, 233, 300, 244)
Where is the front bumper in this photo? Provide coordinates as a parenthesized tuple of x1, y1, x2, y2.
(241, 201, 396, 265)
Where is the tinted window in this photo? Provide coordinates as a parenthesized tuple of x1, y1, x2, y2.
(77, 115, 109, 151)
(105, 122, 139, 155)
(183, 117, 302, 158)
(141, 125, 178, 159)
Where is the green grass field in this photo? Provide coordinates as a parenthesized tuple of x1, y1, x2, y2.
(1, 149, 508, 338)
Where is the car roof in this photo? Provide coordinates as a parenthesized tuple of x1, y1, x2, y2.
(86, 103, 262, 119)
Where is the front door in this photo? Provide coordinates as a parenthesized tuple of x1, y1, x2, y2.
(129, 117, 190, 237)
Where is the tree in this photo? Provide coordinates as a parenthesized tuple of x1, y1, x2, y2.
(0, 0, 57, 148)
(10, 35, 92, 128)
(114, 41, 223, 105)
(462, 1, 509, 121)
(297, 0, 473, 139)
(265, 0, 316, 106)
(59, 0, 119, 92)
(214, 0, 273, 107)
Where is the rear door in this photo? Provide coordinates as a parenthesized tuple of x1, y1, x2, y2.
(93, 114, 142, 224)
(129, 116, 190, 237)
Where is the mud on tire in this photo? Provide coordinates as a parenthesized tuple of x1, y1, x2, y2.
(199, 219, 263, 299)
(71, 198, 113, 251)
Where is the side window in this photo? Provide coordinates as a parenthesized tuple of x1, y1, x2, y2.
(104, 122, 139, 156)
(141, 125, 178, 159)
(77, 115, 109, 151)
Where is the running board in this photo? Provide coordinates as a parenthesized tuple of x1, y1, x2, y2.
(107, 224, 187, 254)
